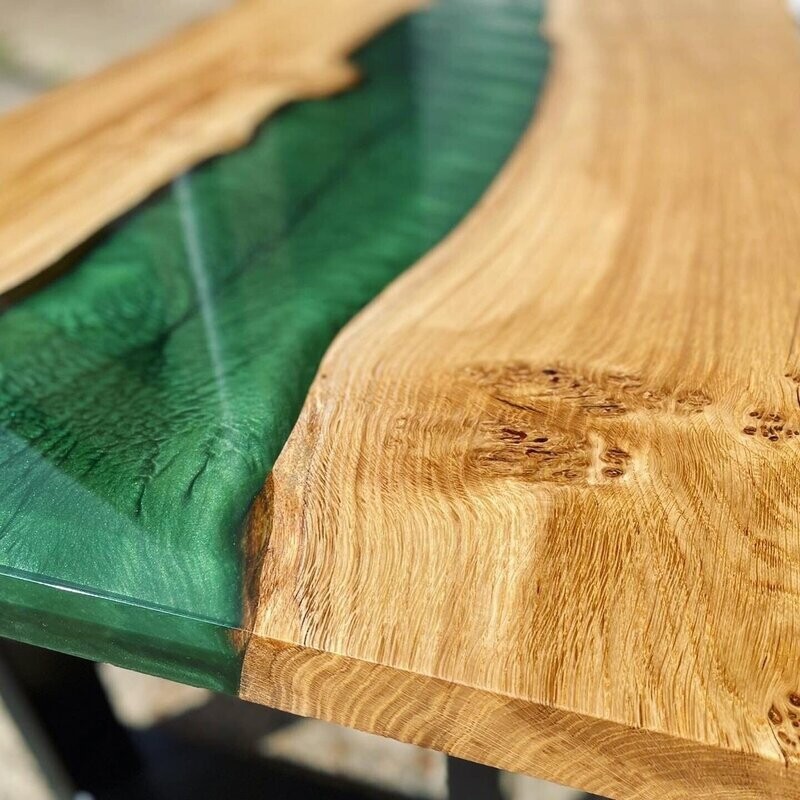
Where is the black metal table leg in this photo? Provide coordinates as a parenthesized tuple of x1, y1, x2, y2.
(447, 756, 504, 800)
(0, 639, 141, 798)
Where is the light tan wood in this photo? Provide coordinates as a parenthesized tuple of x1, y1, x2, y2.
(241, 0, 800, 796)
(243, 638, 794, 800)
(0, 0, 421, 295)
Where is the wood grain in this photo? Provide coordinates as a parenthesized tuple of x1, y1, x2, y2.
(243, 638, 794, 800)
(241, 0, 800, 796)
(0, 0, 421, 295)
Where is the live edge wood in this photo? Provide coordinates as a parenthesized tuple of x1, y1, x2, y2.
(0, 0, 421, 295)
(241, 0, 800, 797)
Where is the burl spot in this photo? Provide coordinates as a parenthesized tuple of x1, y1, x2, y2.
(461, 361, 711, 486)
(742, 409, 800, 443)
(473, 420, 590, 485)
(767, 694, 800, 758)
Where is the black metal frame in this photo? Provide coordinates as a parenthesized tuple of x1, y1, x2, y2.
(447, 757, 504, 800)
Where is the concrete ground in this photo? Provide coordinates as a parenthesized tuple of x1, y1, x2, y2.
(0, 2, 587, 798)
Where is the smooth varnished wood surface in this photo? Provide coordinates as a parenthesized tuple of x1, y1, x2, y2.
(241, 0, 800, 796)
(0, 0, 421, 295)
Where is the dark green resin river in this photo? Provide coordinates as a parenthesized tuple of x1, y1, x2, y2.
(0, 0, 548, 690)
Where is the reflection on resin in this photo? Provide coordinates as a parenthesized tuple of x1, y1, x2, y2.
(0, 0, 549, 689)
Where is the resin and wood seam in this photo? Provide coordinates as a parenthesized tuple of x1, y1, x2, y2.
(0, 0, 423, 294)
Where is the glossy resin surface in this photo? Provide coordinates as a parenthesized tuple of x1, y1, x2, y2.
(0, 0, 548, 690)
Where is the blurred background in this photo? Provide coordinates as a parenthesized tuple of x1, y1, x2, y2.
(0, 2, 587, 799)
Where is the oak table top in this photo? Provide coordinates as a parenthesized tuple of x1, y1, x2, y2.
(2, 0, 800, 798)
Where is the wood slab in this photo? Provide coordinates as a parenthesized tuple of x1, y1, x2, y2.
(0, 0, 421, 295)
(240, 0, 800, 797)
